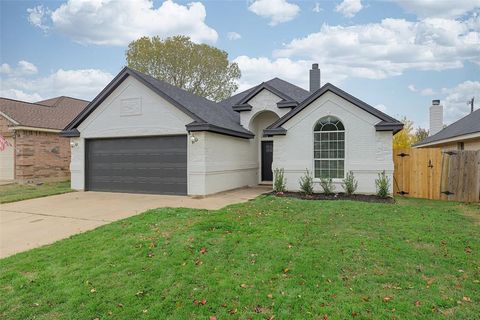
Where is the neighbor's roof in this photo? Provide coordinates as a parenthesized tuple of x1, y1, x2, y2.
(0, 96, 89, 130)
(63, 67, 254, 138)
(413, 108, 480, 147)
(264, 83, 404, 136)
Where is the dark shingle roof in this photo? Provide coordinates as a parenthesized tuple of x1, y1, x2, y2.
(218, 78, 310, 118)
(129, 69, 251, 136)
(64, 67, 253, 138)
(414, 108, 480, 147)
(265, 83, 403, 135)
(265, 78, 310, 102)
(0, 97, 88, 130)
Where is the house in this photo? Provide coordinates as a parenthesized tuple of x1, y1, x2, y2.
(414, 99, 480, 150)
(62, 64, 403, 196)
(0, 96, 89, 182)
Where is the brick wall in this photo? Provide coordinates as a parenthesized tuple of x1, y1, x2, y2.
(0, 116, 13, 137)
(15, 130, 71, 182)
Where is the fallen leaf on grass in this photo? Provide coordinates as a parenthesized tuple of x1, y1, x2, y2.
(465, 246, 472, 254)
(200, 247, 207, 254)
(383, 296, 393, 302)
(147, 252, 154, 258)
(210, 317, 217, 320)
(229, 308, 237, 314)
(195, 259, 203, 266)
(267, 294, 273, 299)
(283, 268, 290, 273)
(240, 283, 248, 288)
(90, 288, 96, 293)
(193, 299, 207, 305)
(117, 303, 124, 308)
(463, 296, 471, 302)
(415, 300, 422, 306)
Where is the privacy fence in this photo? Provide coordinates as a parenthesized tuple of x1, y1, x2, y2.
(393, 148, 480, 202)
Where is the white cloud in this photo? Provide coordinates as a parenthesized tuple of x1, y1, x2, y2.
(335, 0, 363, 18)
(17, 60, 38, 75)
(27, 0, 218, 46)
(420, 88, 435, 96)
(273, 16, 480, 80)
(227, 32, 242, 40)
(0, 63, 12, 74)
(248, 0, 300, 26)
(408, 84, 435, 96)
(313, 3, 323, 13)
(0, 89, 43, 102)
(233, 56, 347, 92)
(441, 80, 480, 124)
(27, 5, 50, 31)
(408, 84, 418, 92)
(396, 0, 480, 18)
(0, 62, 113, 102)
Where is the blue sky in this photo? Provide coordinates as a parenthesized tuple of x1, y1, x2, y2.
(1, 0, 479, 129)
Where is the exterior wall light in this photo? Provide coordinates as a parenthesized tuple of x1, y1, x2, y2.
(190, 135, 199, 143)
(70, 141, 78, 148)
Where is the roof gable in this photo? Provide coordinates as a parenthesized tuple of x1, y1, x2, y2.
(414, 108, 480, 147)
(63, 67, 253, 139)
(264, 83, 403, 135)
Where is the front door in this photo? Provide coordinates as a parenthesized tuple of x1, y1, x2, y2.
(261, 141, 273, 181)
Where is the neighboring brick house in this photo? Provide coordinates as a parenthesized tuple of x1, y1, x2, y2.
(0, 96, 88, 182)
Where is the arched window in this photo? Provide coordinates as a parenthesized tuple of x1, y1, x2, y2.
(314, 116, 345, 179)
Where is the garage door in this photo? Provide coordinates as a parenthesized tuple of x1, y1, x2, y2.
(86, 135, 187, 195)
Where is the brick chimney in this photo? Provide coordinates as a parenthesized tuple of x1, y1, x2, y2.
(429, 99, 443, 136)
(309, 63, 320, 93)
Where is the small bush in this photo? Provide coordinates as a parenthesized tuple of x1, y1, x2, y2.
(375, 170, 390, 198)
(341, 171, 358, 196)
(319, 177, 335, 195)
(273, 168, 286, 193)
(298, 169, 314, 195)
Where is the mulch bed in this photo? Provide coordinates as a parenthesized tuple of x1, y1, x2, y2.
(273, 191, 395, 204)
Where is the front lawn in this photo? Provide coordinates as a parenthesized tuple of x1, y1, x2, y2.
(0, 180, 72, 204)
(0, 197, 478, 319)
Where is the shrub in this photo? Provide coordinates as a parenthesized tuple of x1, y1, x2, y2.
(319, 177, 335, 195)
(375, 170, 390, 198)
(298, 169, 314, 195)
(273, 168, 286, 193)
(341, 171, 358, 196)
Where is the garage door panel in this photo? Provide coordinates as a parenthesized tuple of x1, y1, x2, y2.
(86, 136, 187, 195)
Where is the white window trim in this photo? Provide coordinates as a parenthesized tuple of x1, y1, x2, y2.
(312, 118, 346, 182)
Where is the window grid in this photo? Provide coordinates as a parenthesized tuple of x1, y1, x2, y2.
(314, 117, 345, 179)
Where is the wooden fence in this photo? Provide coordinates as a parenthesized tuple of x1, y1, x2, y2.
(393, 148, 480, 202)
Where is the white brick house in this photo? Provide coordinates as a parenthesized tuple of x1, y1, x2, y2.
(62, 65, 402, 196)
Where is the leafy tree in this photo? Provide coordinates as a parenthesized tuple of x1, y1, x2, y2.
(393, 116, 414, 149)
(412, 127, 429, 144)
(126, 35, 241, 102)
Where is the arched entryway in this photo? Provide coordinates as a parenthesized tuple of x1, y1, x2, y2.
(249, 111, 280, 183)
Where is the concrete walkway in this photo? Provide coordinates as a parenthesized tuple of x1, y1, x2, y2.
(0, 186, 269, 258)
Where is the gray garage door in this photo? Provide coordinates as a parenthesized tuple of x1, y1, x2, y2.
(86, 135, 187, 195)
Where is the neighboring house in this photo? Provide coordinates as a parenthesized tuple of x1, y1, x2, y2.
(414, 99, 480, 150)
(62, 65, 403, 196)
(0, 96, 89, 182)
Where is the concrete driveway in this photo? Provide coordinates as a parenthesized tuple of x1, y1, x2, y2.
(0, 186, 268, 258)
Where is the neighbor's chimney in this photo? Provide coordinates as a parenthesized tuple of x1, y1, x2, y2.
(309, 63, 321, 93)
(429, 99, 443, 136)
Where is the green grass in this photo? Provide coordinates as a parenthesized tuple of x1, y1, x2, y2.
(0, 197, 479, 319)
(0, 180, 72, 203)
